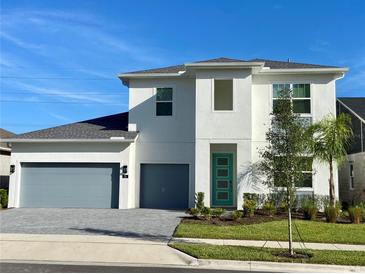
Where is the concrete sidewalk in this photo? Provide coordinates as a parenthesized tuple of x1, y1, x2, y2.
(0, 233, 196, 266)
(171, 237, 365, 251)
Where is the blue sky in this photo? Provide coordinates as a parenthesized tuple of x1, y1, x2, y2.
(1, 0, 365, 134)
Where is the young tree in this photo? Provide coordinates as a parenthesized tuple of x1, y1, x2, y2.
(307, 114, 352, 206)
(258, 89, 308, 256)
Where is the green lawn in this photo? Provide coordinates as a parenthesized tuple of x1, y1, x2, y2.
(171, 243, 365, 266)
(174, 220, 365, 245)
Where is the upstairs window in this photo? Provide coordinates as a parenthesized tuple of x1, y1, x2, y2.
(156, 87, 173, 116)
(273, 83, 311, 126)
(214, 79, 233, 111)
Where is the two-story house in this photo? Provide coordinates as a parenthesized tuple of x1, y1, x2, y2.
(4, 58, 348, 210)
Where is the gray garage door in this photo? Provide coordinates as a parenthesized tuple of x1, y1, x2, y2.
(140, 164, 189, 209)
(20, 163, 120, 208)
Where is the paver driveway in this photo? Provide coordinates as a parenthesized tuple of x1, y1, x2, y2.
(0, 208, 185, 241)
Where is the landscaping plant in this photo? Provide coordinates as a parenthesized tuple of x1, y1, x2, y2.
(348, 206, 363, 224)
(201, 206, 212, 220)
(262, 200, 276, 217)
(301, 195, 318, 220)
(307, 113, 352, 207)
(243, 197, 256, 217)
(195, 192, 205, 212)
(0, 189, 8, 208)
(324, 200, 341, 223)
(231, 210, 243, 221)
(257, 88, 309, 256)
(211, 208, 225, 218)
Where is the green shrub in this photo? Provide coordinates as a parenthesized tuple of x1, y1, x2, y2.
(0, 189, 8, 208)
(243, 199, 256, 217)
(348, 206, 362, 224)
(211, 208, 225, 218)
(201, 207, 212, 220)
(186, 207, 200, 217)
(324, 201, 341, 223)
(301, 196, 319, 220)
(262, 200, 276, 216)
(195, 192, 205, 211)
(231, 210, 243, 221)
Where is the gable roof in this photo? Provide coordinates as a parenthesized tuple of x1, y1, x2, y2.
(0, 128, 15, 149)
(123, 57, 339, 74)
(6, 112, 137, 141)
(337, 97, 365, 120)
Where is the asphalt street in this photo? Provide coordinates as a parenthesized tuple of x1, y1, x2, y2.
(0, 262, 249, 273)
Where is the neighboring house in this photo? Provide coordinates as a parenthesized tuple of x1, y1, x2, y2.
(337, 97, 365, 204)
(4, 57, 348, 210)
(0, 128, 15, 190)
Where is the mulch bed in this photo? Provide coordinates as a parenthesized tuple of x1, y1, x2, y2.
(182, 209, 353, 226)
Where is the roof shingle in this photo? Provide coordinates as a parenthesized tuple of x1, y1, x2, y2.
(11, 112, 137, 140)
(123, 57, 339, 74)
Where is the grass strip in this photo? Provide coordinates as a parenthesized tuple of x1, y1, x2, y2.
(174, 220, 365, 245)
(171, 243, 365, 266)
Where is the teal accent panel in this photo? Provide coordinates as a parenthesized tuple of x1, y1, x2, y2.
(140, 164, 189, 209)
(212, 153, 233, 206)
(20, 163, 120, 208)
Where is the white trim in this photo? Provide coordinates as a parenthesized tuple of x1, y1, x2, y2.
(2, 138, 136, 143)
(118, 72, 185, 78)
(256, 68, 348, 75)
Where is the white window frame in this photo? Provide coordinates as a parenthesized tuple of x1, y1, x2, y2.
(154, 86, 174, 117)
(212, 78, 235, 112)
(271, 83, 313, 125)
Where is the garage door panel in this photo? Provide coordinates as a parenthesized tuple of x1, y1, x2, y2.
(140, 164, 189, 209)
(20, 163, 120, 208)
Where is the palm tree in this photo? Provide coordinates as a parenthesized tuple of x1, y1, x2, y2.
(307, 113, 352, 206)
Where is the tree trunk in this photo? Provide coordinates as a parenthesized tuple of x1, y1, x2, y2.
(287, 195, 294, 256)
(329, 158, 335, 206)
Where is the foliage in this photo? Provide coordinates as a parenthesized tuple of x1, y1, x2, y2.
(243, 198, 256, 217)
(0, 189, 8, 208)
(262, 200, 276, 216)
(186, 207, 200, 217)
(348, 206, 363, 224)
(257, 89, 309, 255)
(211, 208, 225, 218)
(201, 207, 212, 220)
(171, 243, 365, 266)
(301, 196, 319, 220)
(231, 210, 243, 221)
(195, 192, 205, 211)
(307, 113, 353, 205)
(324, 201, 341, 223)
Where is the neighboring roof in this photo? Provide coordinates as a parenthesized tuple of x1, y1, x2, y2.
(0, 128, 15, 139)
(337, 97, 365, 120)
(6, 112, 138, 141)
(0, 128, 15, 149)
(122, 57, 340, 75)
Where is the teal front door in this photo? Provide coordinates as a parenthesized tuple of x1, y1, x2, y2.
(212, 153, 234, 206)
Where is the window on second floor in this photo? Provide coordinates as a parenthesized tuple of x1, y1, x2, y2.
(156, 87, 173, 116)
(273, 83, 312, 126)
(214, 79, 233, 111)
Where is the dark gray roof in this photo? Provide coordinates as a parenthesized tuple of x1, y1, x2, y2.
(338, 97, 365, 120)
(11, 112, 138, 140)
(124, 57, 339, 74)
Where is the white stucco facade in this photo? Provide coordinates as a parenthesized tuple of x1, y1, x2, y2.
(6, 59, 347, 209)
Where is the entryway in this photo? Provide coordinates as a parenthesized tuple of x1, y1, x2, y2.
(211, 153, 234, 206)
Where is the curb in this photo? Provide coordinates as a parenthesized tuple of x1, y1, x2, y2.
(198, 259, 365, 273)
